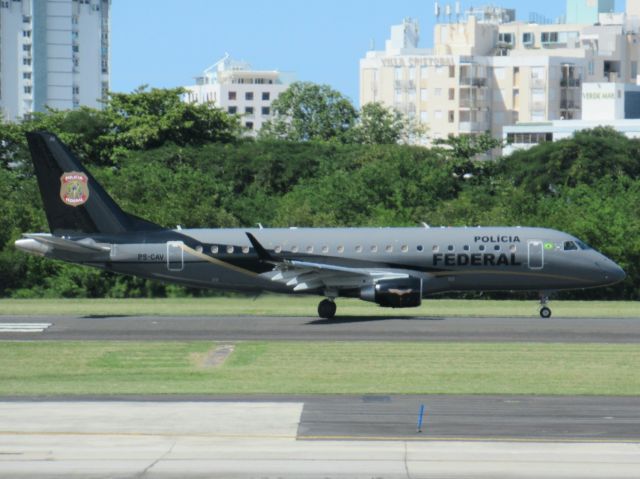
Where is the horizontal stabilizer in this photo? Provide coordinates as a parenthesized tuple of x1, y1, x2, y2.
(19, 234, 110, 255)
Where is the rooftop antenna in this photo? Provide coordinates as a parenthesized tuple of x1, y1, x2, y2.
(455, 0, 461, 22)
(445, 3, 452, 23)
(435, 1, 441, 22)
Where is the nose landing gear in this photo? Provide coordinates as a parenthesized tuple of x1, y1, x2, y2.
(318, 298, 337, 319)
(539, 295, 552, 318)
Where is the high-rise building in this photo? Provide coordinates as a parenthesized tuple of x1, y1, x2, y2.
(0, 0, 110, 122)
(183, 54, 293, 134)
(360, 4, 640, 146)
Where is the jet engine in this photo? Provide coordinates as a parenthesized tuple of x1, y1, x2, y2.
(360, 277, 422, 308)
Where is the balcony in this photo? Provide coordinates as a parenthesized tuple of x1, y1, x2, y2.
(459, 77, 488, 87)
(459, 98, 490, 109)
(560, 78, 581, 87)
(560, 100, 580, 110)
(394, 80, 415, 90)
(459, 121, 490, 133)
(531, 78, 546, 89)
(531, 101, 546, 111)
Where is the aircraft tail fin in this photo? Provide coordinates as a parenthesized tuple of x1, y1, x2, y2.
(25, 131, 163, 235)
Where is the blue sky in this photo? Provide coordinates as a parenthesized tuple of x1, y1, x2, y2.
(111, 0, 620, 105)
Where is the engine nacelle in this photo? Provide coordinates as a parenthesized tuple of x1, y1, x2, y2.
(360, 277, 422, 308)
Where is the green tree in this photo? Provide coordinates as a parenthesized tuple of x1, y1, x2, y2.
(434, 132, 503, 160)
(351, 102, 425, 145)
(259, 82, 357, 143)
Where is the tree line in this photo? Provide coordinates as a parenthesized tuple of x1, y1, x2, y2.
(0, 84, 637, 299)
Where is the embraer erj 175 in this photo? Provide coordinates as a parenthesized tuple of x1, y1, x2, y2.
(16, 132, 626, 319)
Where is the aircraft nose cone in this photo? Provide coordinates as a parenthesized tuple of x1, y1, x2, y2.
(599, 260, 626, 285)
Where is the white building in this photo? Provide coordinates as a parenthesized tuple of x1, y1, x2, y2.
(183, 54, 292, 133)
(503, 82, 640, 154)
(360, 1, 640, 146)
(0, 0, 110, 122)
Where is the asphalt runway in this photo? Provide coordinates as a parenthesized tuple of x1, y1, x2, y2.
(1, 314, 640, 342)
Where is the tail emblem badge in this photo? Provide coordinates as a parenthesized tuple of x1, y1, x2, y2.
(60, 171, 90, 207)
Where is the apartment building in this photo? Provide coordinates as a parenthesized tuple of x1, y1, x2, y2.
(360, 1, 640, 144)
(0, 0, 110, 122)
(183, 54, 292, 133)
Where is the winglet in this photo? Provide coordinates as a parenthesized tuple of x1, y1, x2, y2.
(246, 232, 276, 262)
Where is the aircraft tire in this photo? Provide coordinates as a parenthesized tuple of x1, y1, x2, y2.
(318, 299, 337, 319)
(539, 306, 552, 319)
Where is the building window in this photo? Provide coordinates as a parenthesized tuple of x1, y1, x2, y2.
(228, 106, 237, 114)
(394, 67, 403, 80)
(449, 66, 455, 78)
(22, 30, 31, 38)
(395, 89, 402, 102)
(23, 72, 31, 79)
(24, 86, 32, 94)
(72, 86, 79, 95)
(262, 91, 270, 101)
(245, 91, 254, 100)
(228, 91, 236, 101)
(498, 32, 514, 45)
(261, 106, 270, 115)
(420, 111, 428, 122)
(448, 111, 455, 123)
(448, 88, 455, 100)
(245, 121, 254, 130)
(22, 58, 31, 66)
(434, 88, 442, 97)
(245, 106, 254, 115)
(420, 65, 428, 78)
(420, 88, 428, 101)
(72, 45, 79, 53)
(522, 32, 533, 45)
(541, 32, 559, 44)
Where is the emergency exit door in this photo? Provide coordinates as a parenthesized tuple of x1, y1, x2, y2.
(166, 241, 184, 271)
(528, 240, 544, 270)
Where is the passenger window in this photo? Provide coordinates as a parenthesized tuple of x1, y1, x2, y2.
(564, 241, 578, 251)
(337, 245, 344, 253)
(385, 245, 393, 253)
(226, 245, 234, 254)
(355, 245, 363, 253)
(211, 245, 219, 254)
(432, 245, 439, 253)
(447, 245, 454, 251)
(371, 245, 378, 253)
(479, 245, 486, 251)
(401, 245, 408, 253)
(195, 245, 203, 253)
(494, 245, 501, 251)
(509, 244, 517, 253)
(291, 245, 299, 253)
(242, 246, 249, 254)
(306, 246, 314, 253)
(322, 245, 329, 254)
(274, 245, 282, 253)
(463, 245, 470, 251)
(417, 245, 424, 252)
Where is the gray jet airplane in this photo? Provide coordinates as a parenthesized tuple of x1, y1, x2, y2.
(15, 132, 626, 318)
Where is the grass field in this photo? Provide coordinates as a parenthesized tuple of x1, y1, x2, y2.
(1, 341, 639, 396)
(0, 297, 638, 317)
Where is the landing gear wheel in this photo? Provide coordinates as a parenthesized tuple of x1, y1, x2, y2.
(318, 299, 337, 319)
(540, 306, 552, 319)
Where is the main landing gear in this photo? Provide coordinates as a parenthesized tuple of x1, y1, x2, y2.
(539, 295, 552, 319)
(318, 298, 337, 319)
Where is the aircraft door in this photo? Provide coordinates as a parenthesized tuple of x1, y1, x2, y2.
(528, 240, 544, 269)
(166, 241, 184, 271)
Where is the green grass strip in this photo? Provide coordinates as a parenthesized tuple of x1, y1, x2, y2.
(1, 341, 639, 396)
(0, 297, 638, 317)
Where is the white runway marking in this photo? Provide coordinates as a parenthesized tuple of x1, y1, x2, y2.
(0, 323, 52, 333)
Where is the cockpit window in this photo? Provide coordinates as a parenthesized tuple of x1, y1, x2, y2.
(575, 240, 592, 250)
(563, 241, 578, 251)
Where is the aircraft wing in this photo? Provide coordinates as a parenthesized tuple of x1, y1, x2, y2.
(246, 232, 409, 292)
